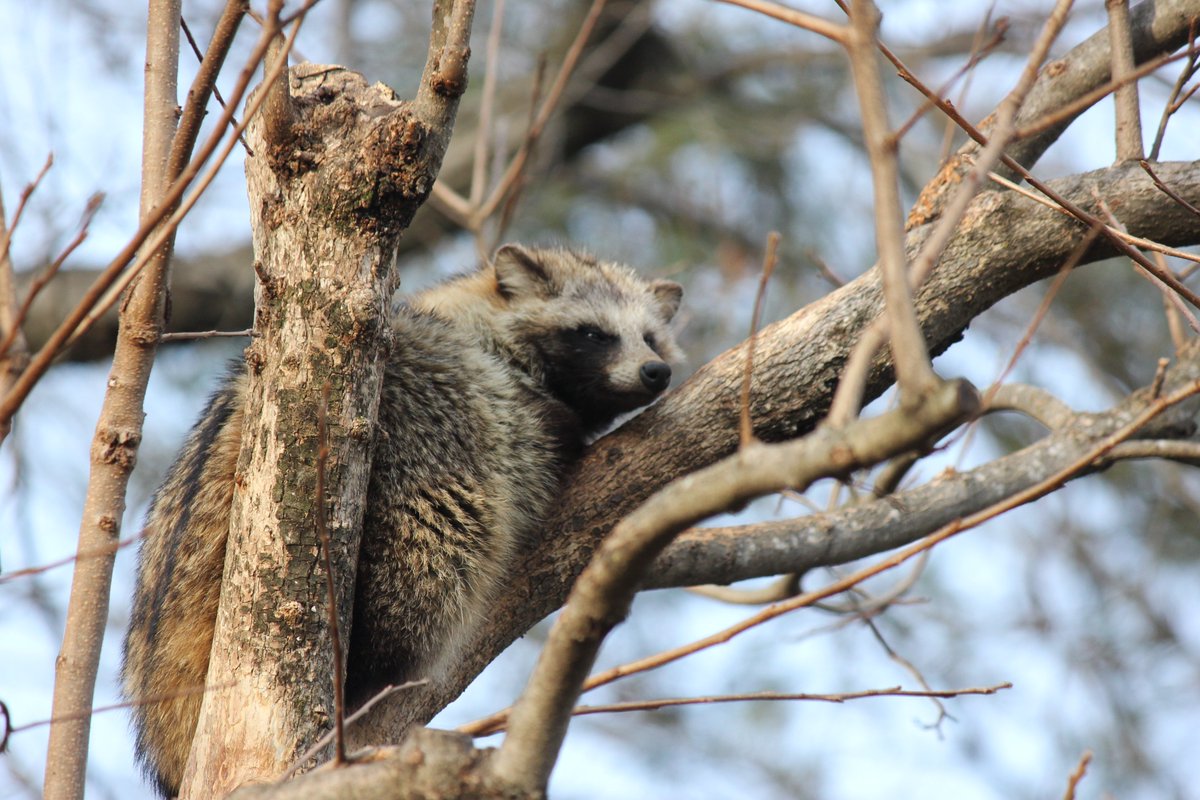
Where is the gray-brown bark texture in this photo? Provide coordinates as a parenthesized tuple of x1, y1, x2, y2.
(179, 2, 475, 793)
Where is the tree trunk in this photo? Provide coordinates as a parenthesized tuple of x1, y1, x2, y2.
(180, 2, 475, 793)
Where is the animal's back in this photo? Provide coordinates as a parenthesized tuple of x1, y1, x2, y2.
(347, 309, 567, 703)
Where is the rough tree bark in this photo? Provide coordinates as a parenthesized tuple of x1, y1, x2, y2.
(178, 2, 476, 795)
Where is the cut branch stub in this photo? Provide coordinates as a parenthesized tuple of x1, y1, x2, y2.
(259, 65, 448, 240)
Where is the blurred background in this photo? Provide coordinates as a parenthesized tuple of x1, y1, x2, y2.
(2, 0, 1199, 797)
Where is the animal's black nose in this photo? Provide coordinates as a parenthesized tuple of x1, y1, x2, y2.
(640, 361, 672, 392)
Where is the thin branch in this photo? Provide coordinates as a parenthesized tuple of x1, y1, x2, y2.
(261, 0, 295, 147)
(159, 327, 253, 342)
(891, 51, 1200, 313)
(42, 0, 183, 790)
(1149, 23, 1198, 160)
(845, 0, 937, 403)
(0, 194, 104, 362)
(470, 0, 506, 208)
(0, 154, 53, 278)
(1091, 188, 1200, 334)
(985, 169, 1200, 266)
(279, 681, 427, 781)
(687, 573, 801, 605)
(1106, 0, 1145, 160)
(1062, 750, 1094, 800)
(181, 8, 253, 156)
(829, 0, 1074, 426)
(985, 383, 1080, 431)
(861, 613, 952, 732)
(470, 683, 1011, 736)
(0, 155, 53, 438)
(0, 529, 146, 585)
(1109, 438, 1200, 463)
(474, 0, 607, 224)
(895, 20, 1008, 142)
(1013, 48, 1185, 142)
(1140, 158, 1200, 218)
(645, 376, 1200, 673)
(717, 0, 849, 44)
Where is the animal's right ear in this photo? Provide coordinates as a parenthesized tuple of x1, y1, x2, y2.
(493, 244, 555, 300)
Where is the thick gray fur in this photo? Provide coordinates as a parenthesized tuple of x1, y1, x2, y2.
(121, 244, 683, 796)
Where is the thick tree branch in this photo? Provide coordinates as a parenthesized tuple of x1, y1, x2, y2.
(352, 158, 1200, 742)
(647, 345, 1200, 590)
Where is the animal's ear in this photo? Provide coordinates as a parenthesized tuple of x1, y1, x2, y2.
(493, 244, 556, 300)
(650, 280, 683, 322)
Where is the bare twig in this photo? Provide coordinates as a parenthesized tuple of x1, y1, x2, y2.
(181, 12, 254, 156)
(861, 614, 952, 733)
(985, 169, 1200, 267)
(279, 681, 427, 781)
(1062, 750, 1093, 800)
(0, 155, 53, 437)
(261, 0, 295, 147)
(687, 573, 801, 605)
(844, 0, 938, 404)
(984, 383, 1079, 431)
(1140, 158, 1200, 218)
(891, 51, 1200, 313)
(1091, 188, 1200, 334)
(717, 0, 849, 44)
(829, 0, 1073, 426)
(1151, 357, 1171, 398)
(1106, 0, 1145, 160)
(807, 249, 845, 288)
(159, 327, 254, 342)
(740, 232, 780, 447)
(0, 194, 104, 362)
(583, 378, 1199, 700)
(0, 154, 53, 276)
(1149, 23, 1198, 160)
(896, 20, 1008, 142)
(469, 683, 1011, 736)
(1014, 48, 1186, 143)
(470, 0, 506, 208)
(474, 0, 607, 224)
(0, 529, 147, 585)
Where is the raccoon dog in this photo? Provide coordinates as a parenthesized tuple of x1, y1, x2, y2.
(121, 244, 683, 796)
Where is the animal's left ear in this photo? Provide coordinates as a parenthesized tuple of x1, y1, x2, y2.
(650, 280, 683, 322)
(493, 244, 556, 300)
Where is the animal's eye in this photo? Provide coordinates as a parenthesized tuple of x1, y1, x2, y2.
(643, 332, 657, 349)
(577, 325, 615, 344)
